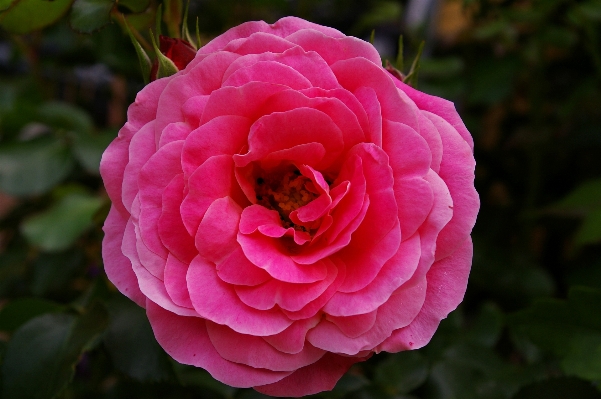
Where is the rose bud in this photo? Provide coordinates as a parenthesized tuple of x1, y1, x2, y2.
(101, 17, 479, 397)
(150, 35, 196, 81)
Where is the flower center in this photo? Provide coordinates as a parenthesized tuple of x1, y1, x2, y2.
(255, 168, 319, 231)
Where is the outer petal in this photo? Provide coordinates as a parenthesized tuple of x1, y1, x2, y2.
(102, 206, 145, 307)
(146, 301, 291, 387)
(254, 353, 368, 397)
(378, 237, 473, 352)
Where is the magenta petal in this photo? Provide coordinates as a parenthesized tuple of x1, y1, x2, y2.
(327, 310, 377, 338)
(378, 237, 473, 352)
(216, 247, 272, 286)
(286, 29, 382, 66)
(417, 112, 443, 173)
(126, 78, 170, 129)
(158, 122, 192, 147)
(337, 144, 400, 293)
(394, 78, 474, 150)
(102, 206, 145, 307)
(235, 260, 337, 311)
(395, 177, 434, 239)
(332, 57, 419, 130)
(234, 107, 344, 170)
(146, 301, 291, 387)
(181, 115, 252, 178)
(225, 31, 297, 55)
(181, 95, 209, 128)
(324, 234, 421, 316)
(223, 60, 312, 89)
(308, 278, 427, 355)
(138, 141, 184, 260)
(195, 197, 242, 263)
(206, 321, 325, 372)
(155, 51, 241, 134)
(254, 352, 367, 397)
(187, 256, 292, 335)
(100, 124, 135, 216)
(200, 82, 287, 124)
(164, 254, 193, 308)
(123, 219, 196, 316)
(354, 86, 382, 146)
(158, 174, 197, 264)
(238, 231, 328, 283)
(382, 119, 430, 178)
(180, 155, 245, 236)
(425, 112, 479, 260)
(263, 316, 321, 354)
(121, 121, 156, 212)
(282, 257, 346, 320)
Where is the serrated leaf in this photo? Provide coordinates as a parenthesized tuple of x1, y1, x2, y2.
(0, 298, 63, 332)
(1, 303, 108, 399)
(104, 296, 175, 382)
(69, 0, 114, 33)
(21, 192, 104, 251)
(0, 0, 74, 34)
(0, 136, 75, 197)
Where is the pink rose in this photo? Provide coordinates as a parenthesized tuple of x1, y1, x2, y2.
(101, 16, 479, 397)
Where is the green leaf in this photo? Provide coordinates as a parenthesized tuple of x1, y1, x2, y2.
(0, 0, 74, 34)
(118, 0, 149, 13)
(513, 377, 601, 399)
(551, 179, 601, 213)
(0, 298, 63, 332)
(21, 192, 104, 252)
(37, 101, 93, 135)
(0, 0, 16, 12)
(69, 0, 114, 33)
(575, 208, 601, 246)
(72, 129, 117, 174)
(31, 250, 84, 296)
(0, 136, 75, 197)
(466, 303, 504, 347)
(510, 286, 601, 381)
(374, 351, 428, 395)
(1, 303, 108, 399)
(103, 296, 175, 382)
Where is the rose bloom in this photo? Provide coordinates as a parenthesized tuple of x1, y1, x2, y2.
(101, 17, 479, 397)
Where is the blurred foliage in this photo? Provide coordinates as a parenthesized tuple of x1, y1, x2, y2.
(0, 0, 601, 398)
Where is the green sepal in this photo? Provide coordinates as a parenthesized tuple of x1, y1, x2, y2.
(369, 29, 375, 45)
(150, 29, 179, 79)
(403, 40, 425, 88)
(162, 0, 181, 38)
(154, 3, 162, 41)
(181, 0, 196, 50)
(395, 34, 404, 71)
(124, 18, 151, 85)
(195, 16, 201, 49)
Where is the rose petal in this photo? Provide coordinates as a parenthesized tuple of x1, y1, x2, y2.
(206, 321, 325, 372)
(187, 255, 292, 335)
(147, 301, 291, 387)
(377, 237, 473, 352)
(195, 196, 242, 263)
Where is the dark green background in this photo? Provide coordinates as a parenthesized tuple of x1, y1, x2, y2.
(0, 0, 600, 398)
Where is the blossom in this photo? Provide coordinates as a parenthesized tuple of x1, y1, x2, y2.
(101, 16, 479, 397)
